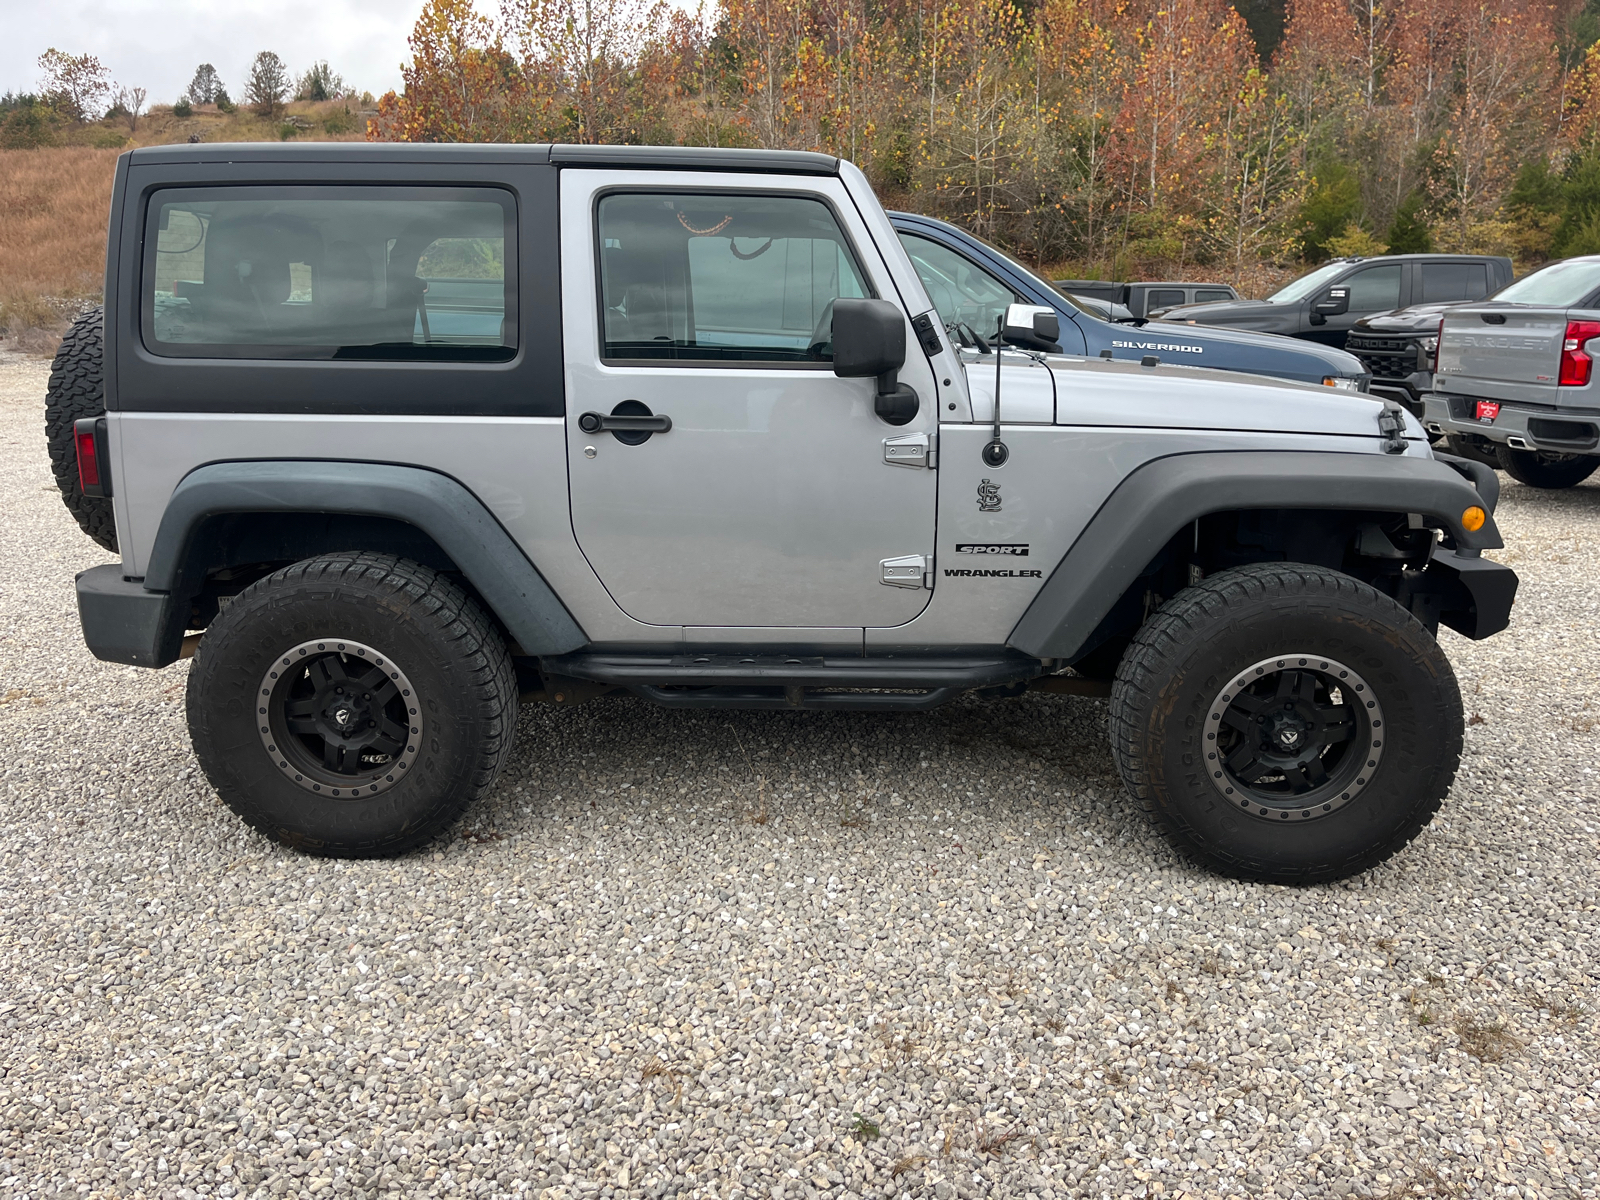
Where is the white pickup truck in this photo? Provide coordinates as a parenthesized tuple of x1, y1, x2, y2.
(1426, 256, 1600, 488)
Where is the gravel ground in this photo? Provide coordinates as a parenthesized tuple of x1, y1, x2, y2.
(2, 351, 1599, 1200)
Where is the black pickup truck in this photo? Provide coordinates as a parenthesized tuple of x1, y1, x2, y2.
(1159, 254, 1514, 351)
(1055, 279, 1239, 319)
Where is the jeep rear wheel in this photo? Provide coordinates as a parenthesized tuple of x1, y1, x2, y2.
(1108, 563, 1463, 883)
(43, 306, 118, 552)
(187, 553, 518, 856)
(1495, 445, 1599, 489)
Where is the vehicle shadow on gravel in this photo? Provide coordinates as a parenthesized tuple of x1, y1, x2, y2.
(478, 689, 1142, 851)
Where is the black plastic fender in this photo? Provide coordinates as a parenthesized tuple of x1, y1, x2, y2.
(80, 461, 587, 668)
(1008, 449, 1505, 661)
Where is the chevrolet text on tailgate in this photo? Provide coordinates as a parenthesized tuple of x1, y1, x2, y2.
(49, 142, 1517, 883)
(1426, 255, 1600, 488)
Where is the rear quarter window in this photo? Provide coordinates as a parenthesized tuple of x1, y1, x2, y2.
(1421, 262, 1488, 303)
(143, 186, 516, 361)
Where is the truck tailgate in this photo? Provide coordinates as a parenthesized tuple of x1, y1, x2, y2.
(1436, 307, 1566, 406)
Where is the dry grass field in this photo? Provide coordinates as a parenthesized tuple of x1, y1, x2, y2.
(0, 147, 120, 354)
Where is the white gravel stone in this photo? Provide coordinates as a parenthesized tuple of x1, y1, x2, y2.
(2, 351, 1599, 1199)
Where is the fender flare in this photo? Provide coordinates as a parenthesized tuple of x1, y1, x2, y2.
(118, 460, 587, 666)
(1007, 449, 1504, 661)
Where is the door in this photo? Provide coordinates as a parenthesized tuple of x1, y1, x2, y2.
(560, 171, 940, 629)
(1302, 262, 1403, 347)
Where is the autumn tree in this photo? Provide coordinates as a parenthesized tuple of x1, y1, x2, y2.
(504, 0, 678, 144)
(371, 0, 529, 142)
(37, 49, 111, 122)
(245, 51, 291, 119)
(1030, 0, 1141, 268)
(1429, 0, 1558, 250)
(112, 86, 146, 133)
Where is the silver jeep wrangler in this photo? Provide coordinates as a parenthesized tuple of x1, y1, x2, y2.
(51, 143, 1516, 882)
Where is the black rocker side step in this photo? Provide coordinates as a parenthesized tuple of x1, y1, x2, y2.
(541, 651, 1044, 691)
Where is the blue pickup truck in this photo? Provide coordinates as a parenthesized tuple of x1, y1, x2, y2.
(890, 212, 1369, 389)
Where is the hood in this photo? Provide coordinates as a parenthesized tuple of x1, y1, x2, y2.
(1041, 355, 1425, 442)
(1156, 298, 1278, 324)
(1352, 301, 1463, 335)
(1119, 319, 1363, 374)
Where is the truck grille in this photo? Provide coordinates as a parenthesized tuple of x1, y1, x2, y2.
(1346, 333, 1420, 381)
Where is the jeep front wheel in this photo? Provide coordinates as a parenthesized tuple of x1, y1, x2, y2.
(1108, 563, 1463, 883)
(1495, 445, 1598, 490)
(186, 553, 518, 856)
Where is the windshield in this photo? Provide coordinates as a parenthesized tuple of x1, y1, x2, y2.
(972, 236, 1106, 316)
(1490, 258, 1600, 306)
(1266, 260, 1354, 304)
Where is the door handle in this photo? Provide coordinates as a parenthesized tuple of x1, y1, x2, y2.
(578, 411, 672, 434)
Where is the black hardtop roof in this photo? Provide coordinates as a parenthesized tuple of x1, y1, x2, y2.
(125, 142, 840, 175)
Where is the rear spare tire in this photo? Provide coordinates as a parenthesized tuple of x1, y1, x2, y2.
(187, 553, 519, 857)
(44, 306, 117, 551)
(1495, 445, 1599, 489)
(1109, 562, 1463, 884)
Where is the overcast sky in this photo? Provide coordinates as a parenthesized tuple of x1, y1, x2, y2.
(0, 0, 418, 105)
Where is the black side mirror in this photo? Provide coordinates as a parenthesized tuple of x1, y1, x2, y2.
(1312, 286, 1350, 318)
(1001, 302, 1062, 352)
(832, 298, 918, 425)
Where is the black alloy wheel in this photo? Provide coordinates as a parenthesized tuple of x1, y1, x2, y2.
(1203, 655, 1382, 823)
(258, 639, 423, 798)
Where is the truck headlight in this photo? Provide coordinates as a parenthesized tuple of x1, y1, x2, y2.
(1321, 376, 1361, 390)
(1419, 336, 1438, 353)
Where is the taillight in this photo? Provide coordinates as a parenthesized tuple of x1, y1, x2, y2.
(73, 417, 110, 497)
(1432, 317, 1444, 372)
(1559, 320, 1600, 386)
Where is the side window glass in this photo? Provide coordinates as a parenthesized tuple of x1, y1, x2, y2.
(1195, 288, 1233, 303)
(598, 193, 869, 363)
(1149, 289, 1186, 309)
(1342, 264, 1402, 312)
(896, 232, 1018, 339)
(145, 187, 513, 360)
(1421, 262, 1489, 303)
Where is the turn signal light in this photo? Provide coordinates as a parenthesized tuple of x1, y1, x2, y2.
(1462, 506, 1486, 533)
(1559, 320, 1600, 386)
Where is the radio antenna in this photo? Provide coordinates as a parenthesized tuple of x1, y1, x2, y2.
(983, 313, 1009, 467)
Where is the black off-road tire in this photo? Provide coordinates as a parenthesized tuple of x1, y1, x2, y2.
(1495, 445, 1599, 489)
(187, 553, 519, 857)
(43, 306, 118, 552)
(1108, 563, 1463, 884)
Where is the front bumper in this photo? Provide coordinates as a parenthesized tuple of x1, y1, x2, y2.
(76, 564, 184, 668)
(1423, 393, 1600, 456)
(1407, 546, 1518, 640)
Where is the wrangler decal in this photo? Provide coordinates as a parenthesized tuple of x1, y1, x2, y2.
(943, 568, 1044, 578)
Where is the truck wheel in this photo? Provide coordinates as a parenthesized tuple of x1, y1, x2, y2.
(186, 553, 518, 857)
(43, 306, 118, 552)
(1108, 563, 1462, 883)
(1495, 445, 1599, 489)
